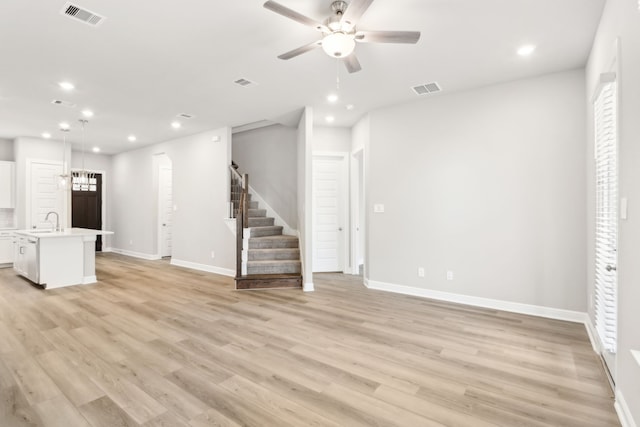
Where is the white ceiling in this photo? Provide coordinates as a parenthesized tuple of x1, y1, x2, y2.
(0, 0, 605, 154)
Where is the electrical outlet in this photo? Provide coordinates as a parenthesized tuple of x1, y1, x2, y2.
(418, 267, 425, 277)
(373, 204, 385, 213)
(447, 270, 454, 281)
(211, 251, 215, 259)
(129, 239, 133, 245)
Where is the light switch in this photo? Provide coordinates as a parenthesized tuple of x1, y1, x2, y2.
(621, 198, 628, 220)
(374, 204, 385, 213)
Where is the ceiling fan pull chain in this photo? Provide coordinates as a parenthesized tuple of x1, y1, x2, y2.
(336, 58, 341, 91)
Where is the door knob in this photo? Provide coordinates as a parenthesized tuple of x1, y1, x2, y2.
(606, 265, 617, 272)
(338, 227, 343, 231)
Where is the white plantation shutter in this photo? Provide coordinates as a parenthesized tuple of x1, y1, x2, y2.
(594, 79, 618, 354)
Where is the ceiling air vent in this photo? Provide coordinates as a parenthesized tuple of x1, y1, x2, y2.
(51, 99, 76, 108)
(60, 2, 105, 27)
(177, 113, 194, 119)
(234, 78, 256, 87)
(412, 82, 441, 95)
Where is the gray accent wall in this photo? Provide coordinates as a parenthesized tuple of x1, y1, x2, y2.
(366, 69, 587, 311)
(587, 0, 640, 422)
(232, 124, 298, 228)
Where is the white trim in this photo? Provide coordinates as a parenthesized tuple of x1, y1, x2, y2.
(585, 315, 601, 353)
(365, 279, 588, 323)
(247, 185, 297, 236)
(170, 258, 235, 277)
(631, 350, 640, 368)
(81, 275, 97, 284)
(615, 389, 638, 427)
(110, 248, 161, 261)
(303, 281, 314, 292)
(312, 151, 350, 274)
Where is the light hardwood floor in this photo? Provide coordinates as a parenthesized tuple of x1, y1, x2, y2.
(0, 253, 619, 426)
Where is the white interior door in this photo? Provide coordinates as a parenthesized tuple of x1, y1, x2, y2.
(29, 161, 64, 230)
(313, 154, 347, 273)
(593, 76, 618, 380)
(159, 165, 173, 257)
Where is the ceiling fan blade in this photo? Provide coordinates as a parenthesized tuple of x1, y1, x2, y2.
(344, 54, 362, 73)
(264, 1, 325, 30)
(277, 41, 322, 60)
(355, 30, 421, 44)
(341, 0, 375, 24)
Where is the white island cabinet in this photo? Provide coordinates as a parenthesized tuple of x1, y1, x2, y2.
(14, 228, 114, 289)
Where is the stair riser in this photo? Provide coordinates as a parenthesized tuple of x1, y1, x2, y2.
(247, 264, 302, 275)
(248, 249, 300, 261)
(249, 239, 299, 249)
(250, 226, 283, 237)
(248, 217, 275, 227)
(236, 277, 302, 290)
(248, 209, 266, 218)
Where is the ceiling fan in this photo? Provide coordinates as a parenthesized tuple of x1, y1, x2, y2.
(263, 0, 421, 73)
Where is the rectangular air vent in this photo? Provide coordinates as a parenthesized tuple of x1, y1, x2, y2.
(177, 113, 194, 119)
(60, 2, 105, 27)
(412, 82, 441, 95)
(234, 78, 257, 87)
(51, 99, 76, 108)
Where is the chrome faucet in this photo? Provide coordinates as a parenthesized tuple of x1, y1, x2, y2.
(45, 211, 60, 232)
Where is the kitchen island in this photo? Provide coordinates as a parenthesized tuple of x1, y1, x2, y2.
(14, 228, 114, 289)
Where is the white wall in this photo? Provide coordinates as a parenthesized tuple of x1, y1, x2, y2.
(111, 128, 235, 273)
(313, 126, 351, 152)
(297, 107, 313, 291)
(366, 69, 587, 312)
(586, 0, 640, 423)
(0, 138, 13, 160)
(71, 151, 114, 249)
(232, 124, 297, 228)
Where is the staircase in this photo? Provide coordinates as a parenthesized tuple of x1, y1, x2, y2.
(230, 166, 302, 290)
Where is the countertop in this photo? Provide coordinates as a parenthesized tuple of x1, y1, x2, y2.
(14, 228, 114, 239)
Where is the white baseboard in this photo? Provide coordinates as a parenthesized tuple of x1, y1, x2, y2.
(109, 248, 161, 261)
(616, 389, 638, 427)
(364, 279, 587, 323)
(170, 259, 235, 277)
(584, 315, 601, 353)
(303, 281, 314, 292)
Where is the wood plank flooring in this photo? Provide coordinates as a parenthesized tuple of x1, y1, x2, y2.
(0, 253, 619, 426)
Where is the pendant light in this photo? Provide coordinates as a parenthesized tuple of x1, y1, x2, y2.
(57, 124, 71, 189)
(75, 119, 95, 191)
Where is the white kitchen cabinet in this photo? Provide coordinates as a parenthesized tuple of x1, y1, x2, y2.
(0, 231, 14, 266)
(0, 161, 16, 208)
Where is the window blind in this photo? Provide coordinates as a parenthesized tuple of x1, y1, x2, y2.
(594, 80, 618, 354)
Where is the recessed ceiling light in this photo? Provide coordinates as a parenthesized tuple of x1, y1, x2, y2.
(59, 122, 70, 130)
(325, 116, 335, 123)
(171, 121, 181, 129)
(42, 132, 51, 139)
(81, 109, 94, 118)
(346, 104, 355, 111)
(327, 94, 339, 103)
(517, 44, 536, 56)
(128, 135, 137, 142)
(58, 81, 75, 91)
(92, 147, 100, 153)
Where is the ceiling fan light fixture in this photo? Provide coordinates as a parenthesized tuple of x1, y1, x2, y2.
(322, 32, 355, 58)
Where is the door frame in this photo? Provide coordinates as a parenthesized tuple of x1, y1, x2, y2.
(155, 154, 173, 258)
(157, 164, 173, 258)
(350, 149, 365, 275)
(312, 151, 349, 273)
(71, 168, 108, 249)
(26, 158, 65, 229)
